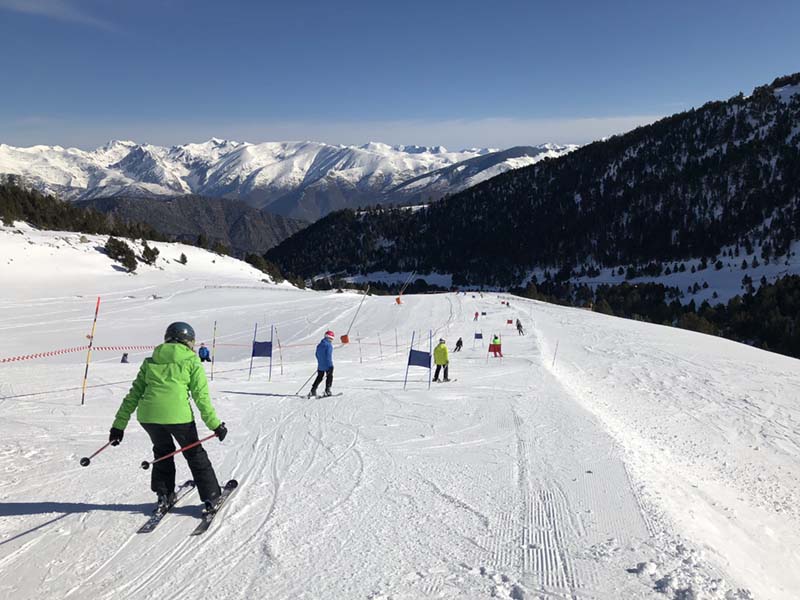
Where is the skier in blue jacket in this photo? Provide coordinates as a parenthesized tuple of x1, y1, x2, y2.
(309, 330, 335, 398)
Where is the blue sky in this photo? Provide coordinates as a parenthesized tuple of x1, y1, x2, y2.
(0, 0, 798, 149)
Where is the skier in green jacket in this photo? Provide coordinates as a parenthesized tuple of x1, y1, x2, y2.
(109, 322, 227, 511)
(433, 338, 450, 382)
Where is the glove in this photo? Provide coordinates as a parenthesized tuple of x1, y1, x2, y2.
(214, 422, 228, 442)
(109, 427, 124, 446)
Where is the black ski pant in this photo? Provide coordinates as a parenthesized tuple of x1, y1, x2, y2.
(434, 364, 449, 380)
(141, 422, 220, 503)
(199, 356, 211, 362)
(311, 367, 334, 394)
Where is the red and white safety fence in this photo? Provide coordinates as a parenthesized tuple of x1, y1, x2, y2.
(0, 344, 156, 364)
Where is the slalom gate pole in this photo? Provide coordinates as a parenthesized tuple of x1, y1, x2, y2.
(141, 434, 217, 470)
(269, 325, 274, 382)
(403, 331, 416, 391)
(210, 320, 218, 381)
(248, 322, 258, 381)
(552, 341, 559, 368)
(80, 297, 101, 406)
(344, 285, 370, 339)
(358, 335, 363, 364)
(79, 441, 111, 467)
(428, 330, 432, 390)
(378, 333, 383, 360)
(275, 327, 284, 375)
(295, 370, 317, 396)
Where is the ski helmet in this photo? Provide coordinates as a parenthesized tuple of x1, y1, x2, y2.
(164, 322, 196, 348)
(325, 330, 335, 340)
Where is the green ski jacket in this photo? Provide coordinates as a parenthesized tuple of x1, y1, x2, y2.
(112, 342, 221, 431)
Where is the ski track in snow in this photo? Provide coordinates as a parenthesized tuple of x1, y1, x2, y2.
(1, 230, 795, 598)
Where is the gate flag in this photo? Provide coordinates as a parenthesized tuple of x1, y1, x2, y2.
(403, 330, 433, 390)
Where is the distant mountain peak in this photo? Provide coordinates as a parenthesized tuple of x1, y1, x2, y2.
(0, 138, 577, 221)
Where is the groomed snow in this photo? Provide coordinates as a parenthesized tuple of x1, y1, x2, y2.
(1, 225, 797, 599)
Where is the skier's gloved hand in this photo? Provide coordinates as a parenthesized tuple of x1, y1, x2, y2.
(109, 427, 124, 446)
(214, 422, 228, 442)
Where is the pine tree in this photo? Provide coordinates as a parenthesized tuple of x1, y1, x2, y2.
(141, 241, 160, 265)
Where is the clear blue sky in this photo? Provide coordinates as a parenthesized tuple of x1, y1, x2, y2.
(0, 0, 798, 149)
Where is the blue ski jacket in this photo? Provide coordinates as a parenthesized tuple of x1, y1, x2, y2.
(198, 346, 210, 360)
(315, 338, 334, 371)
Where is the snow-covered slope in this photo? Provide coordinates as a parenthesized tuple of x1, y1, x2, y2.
(2, 224, 796, 599)
(389, 144, 578, 201)
(0, 139, 576, 220)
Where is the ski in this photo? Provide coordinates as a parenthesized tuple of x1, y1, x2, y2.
(433, 379, 458, 383)
(190, 479, 239, 536)
(137, 479, 195, 534)
(306, 392, 344, 399)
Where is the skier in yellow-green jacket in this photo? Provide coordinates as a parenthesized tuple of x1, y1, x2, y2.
(109, 322, 227, 511)
(433, 338, 450, 382)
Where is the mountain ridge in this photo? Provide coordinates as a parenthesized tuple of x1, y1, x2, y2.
(0, 139, 576, 220)
(265, 72, 800, 287)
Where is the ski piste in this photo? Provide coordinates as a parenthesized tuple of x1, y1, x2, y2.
(137, 479, 196, 534)
(190, 479, 238, 536)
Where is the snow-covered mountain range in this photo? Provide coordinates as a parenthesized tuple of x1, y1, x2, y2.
(0, 140, 576, 220)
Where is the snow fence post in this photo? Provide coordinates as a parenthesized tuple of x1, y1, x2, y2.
(275, 326, 284, 375)
(210, 320, 217, 381)
(80, 296, 101, 406)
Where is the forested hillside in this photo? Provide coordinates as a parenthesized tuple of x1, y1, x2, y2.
(267, 73, 800, 286)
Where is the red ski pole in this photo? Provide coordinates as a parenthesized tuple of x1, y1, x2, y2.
(80, 441, 112, 467)
(140, 433, 217, 470)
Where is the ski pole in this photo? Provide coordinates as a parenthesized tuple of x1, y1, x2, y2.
(295, 370, 317, 396)
(140, 434, 217, 470)
(80, 441, 112, 467)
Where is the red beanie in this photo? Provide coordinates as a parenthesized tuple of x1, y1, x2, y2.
(325, 330, 335, 339)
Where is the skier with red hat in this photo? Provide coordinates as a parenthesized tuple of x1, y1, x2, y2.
(309, 330, 335, 398)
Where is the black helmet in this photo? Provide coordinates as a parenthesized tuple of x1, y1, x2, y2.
(164, 322, 195, 348)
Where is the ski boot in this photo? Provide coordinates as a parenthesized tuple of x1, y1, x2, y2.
(323, 389, 333, 397)
(156, 491, 177, 513)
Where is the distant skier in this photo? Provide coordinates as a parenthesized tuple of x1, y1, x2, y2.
(120, 352, 129, 363)
(108, 322, 227, 512)
(198, 342, 211, 362)
(516, 319, 525, 336)
(433, 338, 450, 382)
(309, 330, 335, 397)
(474, 311, 479, 321)
(454, 337, 463, 352)
(491, 334, 503, 357)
